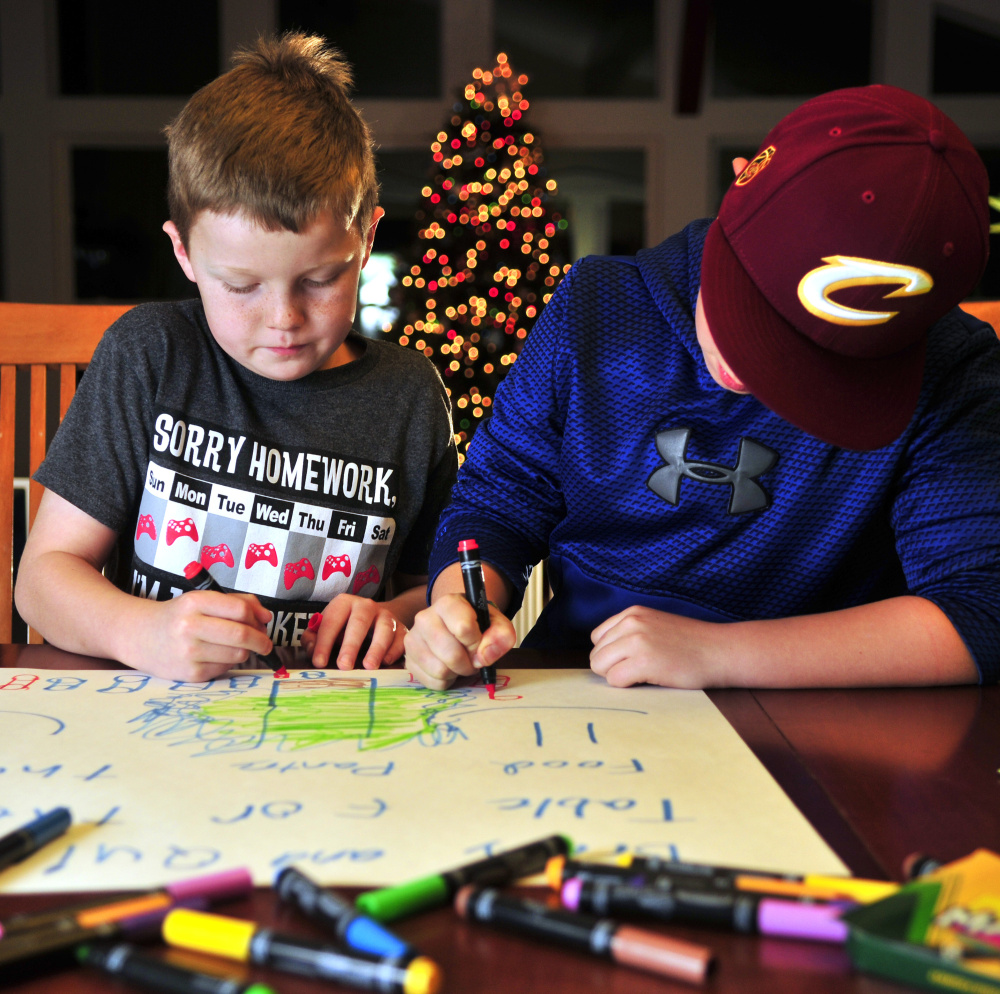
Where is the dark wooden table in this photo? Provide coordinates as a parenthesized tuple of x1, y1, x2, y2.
(2, 642, 998, 993)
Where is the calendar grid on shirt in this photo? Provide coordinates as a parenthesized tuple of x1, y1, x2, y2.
(133, 459, 394, 600)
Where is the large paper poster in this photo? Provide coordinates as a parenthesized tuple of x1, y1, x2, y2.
(0, 668, 846, 893)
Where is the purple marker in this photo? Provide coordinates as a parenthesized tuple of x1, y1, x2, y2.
(561, 877, 850, 943)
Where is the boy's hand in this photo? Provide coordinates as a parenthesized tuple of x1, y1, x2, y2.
(302, 594, 406, 671)
(589, 606, 726, 690)
(404, 595, 516, 690)
(128, 590, 274, 683)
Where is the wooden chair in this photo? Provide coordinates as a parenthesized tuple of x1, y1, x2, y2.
(0, 302, 132, 642)
(961, 299, 1000, 334)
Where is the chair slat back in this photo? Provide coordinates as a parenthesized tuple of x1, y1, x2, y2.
(961, 299, 1000, 335)
(0, 302, 132, 642)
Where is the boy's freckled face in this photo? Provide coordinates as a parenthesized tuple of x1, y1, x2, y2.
(694, 290, 751, 395)
(164, 208, 382, 381)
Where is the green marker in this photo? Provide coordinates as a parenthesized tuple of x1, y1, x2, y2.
(356, 834, 572, 922)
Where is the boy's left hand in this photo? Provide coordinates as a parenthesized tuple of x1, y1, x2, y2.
(301, 594, 406, 671)
(589, 606, 727, 689)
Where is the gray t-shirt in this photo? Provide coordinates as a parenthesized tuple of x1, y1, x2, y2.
(35, 299, 457, 647)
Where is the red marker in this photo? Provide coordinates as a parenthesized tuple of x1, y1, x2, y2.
(183, 562, 289, 678)
(457, 540, 496, 698)
(308, 612, 323, 632)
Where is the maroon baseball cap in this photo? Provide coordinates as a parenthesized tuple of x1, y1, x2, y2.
(701, 84, 989, 450)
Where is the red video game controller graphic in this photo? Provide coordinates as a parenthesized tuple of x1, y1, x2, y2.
(352, 564, 381, 594)
(200, 543, 235, 569)
(165, 518, 198, 546)
(322, 554, 352, 580)
(135, 514, 157, 541)
(245, 543, 278, 569)
(284, 557, 315, 590)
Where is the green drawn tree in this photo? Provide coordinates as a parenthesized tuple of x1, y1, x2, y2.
(384, 53, 571, 459)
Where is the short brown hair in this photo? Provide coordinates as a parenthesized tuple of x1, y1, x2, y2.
(166, 32, 378, 244)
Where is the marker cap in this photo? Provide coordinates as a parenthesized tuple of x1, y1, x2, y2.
(403, 955, 443, 994)
(166, 867, 253, 904)
(356, 874, 450, 923)
(162, 909, 256, 962)
(757, 898, 849, 943)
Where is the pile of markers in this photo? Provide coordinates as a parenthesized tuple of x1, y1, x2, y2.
(1, 808, 912, 991)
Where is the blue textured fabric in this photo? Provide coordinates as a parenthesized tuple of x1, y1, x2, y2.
(429, 219, 1000, 682)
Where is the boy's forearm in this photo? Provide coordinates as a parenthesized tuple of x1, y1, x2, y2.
(15, 550, 154, 664)
(712, 596, 977, 688)
(429, 561, 513, 612)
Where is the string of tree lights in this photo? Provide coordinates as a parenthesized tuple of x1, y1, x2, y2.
(384, 53, 572, 459)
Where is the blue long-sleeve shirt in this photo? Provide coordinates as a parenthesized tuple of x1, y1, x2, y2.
(429, 220, 1000, 682)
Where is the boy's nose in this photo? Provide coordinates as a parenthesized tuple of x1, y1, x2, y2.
(267, 292, 305, 330)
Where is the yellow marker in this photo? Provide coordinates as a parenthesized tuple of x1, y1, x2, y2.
(164, 909, 441, 994)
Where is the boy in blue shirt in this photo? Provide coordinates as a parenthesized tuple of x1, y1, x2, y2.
(404, 84, 1000, 690)
(16, 34, 457, 682)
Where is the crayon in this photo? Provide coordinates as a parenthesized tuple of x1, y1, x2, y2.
(356, 833, 572, 922)
(275, 865, 415, 960)
(184, 562, 288, 678)
(0, 807, 71, 873)
(163, 909, 442, 994)
(457, 539, 496, 698)
(561, 877, 850, 944)
(0, 866, 253, 938)
(78, 941, 276, 994)
(455, 885, 713, 985)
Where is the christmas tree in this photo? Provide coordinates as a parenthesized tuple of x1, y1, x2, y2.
(385, 53, 571, 459)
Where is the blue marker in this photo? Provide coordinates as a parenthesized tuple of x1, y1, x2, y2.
(0, 808, 71, 873)
(274, 865, 415, 959)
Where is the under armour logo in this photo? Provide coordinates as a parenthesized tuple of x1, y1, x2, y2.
(647, 429, 777, 514)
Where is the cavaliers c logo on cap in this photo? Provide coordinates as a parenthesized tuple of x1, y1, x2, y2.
(735, 146, 775, 186)
(797, 255, 934, 326)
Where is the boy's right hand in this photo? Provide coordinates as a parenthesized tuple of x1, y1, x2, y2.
(125, 590, 273, 683)
(404, 594, 516, 690)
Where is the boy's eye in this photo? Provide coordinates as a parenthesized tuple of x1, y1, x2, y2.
(303, 274, 338, 288)
(223, 282, 258, 295)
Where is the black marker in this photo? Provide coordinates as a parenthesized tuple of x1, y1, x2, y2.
(78, 942, 275, 994)
(0, 807, 71, 873)
(561, 877, 849, 943)
(356, 834, 572, 922)
(275, 865, 415, 960)
(456, 886, 714, 985)
(457, 539, 496, 697)
(183, 562, 288, 678)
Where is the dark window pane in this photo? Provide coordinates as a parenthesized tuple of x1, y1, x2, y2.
(972, 147, 1000, 298)
(712, 0, 870, 97)
(934, 13, 1000, 94)
(279, 1, 440, 97)
(73, 148, 191, 301)
(373, 150, 433, 253)
(544, 149, 645, 258)
(58, 0, 218, 96)
(495, 0, 655, 97)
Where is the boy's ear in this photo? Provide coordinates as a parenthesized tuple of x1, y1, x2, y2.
(732, 157, 749, 179)
(361, 207, 385, 268)
(163, 221, 197, 283)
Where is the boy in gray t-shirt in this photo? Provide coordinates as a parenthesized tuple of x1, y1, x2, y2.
(17, 34, 457, 683)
